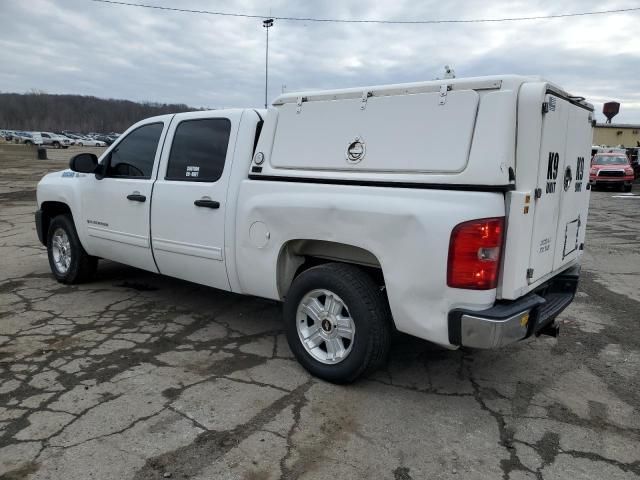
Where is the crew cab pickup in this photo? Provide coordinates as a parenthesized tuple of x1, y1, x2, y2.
(35, 75, 593, 383)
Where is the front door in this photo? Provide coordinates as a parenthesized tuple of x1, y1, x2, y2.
(150, 111, 238, 289)
(78, 119, 170, 272)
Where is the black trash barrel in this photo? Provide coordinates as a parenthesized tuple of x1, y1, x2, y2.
(37, 147, 47, 160)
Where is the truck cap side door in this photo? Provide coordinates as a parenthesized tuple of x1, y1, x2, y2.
(528, 93, 591, 283)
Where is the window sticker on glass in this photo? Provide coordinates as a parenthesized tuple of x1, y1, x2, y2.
(186, 166, 200, 177)
(165, 118, 231, 182)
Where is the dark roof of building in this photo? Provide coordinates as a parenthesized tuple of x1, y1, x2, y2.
(594, 123, 640, 128)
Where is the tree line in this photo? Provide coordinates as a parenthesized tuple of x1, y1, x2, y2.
(0, 91, 199, 133)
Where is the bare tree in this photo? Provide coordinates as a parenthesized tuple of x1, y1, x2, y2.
(0, 92, 200, 133)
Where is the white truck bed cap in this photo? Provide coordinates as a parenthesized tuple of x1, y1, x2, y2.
(252, 75, 591, 188)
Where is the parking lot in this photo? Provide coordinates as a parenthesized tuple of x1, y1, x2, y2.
(0, 153, 638, 480)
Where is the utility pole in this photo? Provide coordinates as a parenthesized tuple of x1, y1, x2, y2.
(263, 18, 274, 109)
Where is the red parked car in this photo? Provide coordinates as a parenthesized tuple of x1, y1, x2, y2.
(589, 153, 634, 192)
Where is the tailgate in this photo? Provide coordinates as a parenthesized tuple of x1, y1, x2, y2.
(528, 93, 592, 283)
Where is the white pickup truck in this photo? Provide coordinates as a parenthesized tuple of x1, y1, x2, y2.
(35, 75, 593, 383)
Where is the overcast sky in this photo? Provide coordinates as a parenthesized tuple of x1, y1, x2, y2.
(1, 0, 639, 123)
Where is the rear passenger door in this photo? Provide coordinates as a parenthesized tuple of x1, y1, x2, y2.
(150, 111, 239, 290)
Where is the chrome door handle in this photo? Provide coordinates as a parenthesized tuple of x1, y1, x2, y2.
(194, 199, 220, 209)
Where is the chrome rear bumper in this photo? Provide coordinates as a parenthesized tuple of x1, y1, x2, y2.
(448, 266, 580, 349)
(460, 310, 532, 349)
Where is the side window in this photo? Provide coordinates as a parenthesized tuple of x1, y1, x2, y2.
(106, 123, 163, 179)
(165, 118, 231, 182)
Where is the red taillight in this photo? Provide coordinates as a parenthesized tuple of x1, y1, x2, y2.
(447, 217, 505, 290)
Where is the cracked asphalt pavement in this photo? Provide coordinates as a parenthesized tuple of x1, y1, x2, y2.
(0, 154, 639, 480)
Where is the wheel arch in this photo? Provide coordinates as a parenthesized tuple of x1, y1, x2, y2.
(38, 201, 73, 245)
(276, 239, 384, 300)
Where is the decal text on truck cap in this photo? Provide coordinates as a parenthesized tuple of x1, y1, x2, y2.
(574, 157, 584, 192)
(546, 152, 559, 194)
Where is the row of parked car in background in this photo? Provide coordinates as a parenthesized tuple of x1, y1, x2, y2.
(0, 129, 120, 148)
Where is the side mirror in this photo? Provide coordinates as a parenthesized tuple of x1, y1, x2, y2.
(95, 153, 111, 180)
(69, 153, 98, 173)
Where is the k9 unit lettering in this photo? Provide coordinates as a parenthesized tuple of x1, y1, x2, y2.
(574, 156, 584, 192)
(546, 152, 559, 194)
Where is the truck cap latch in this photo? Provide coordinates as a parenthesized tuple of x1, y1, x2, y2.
(360, 91, 372, 110)
(439, 84, 451, 106)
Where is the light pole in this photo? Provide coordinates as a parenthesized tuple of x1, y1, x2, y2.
(263, 18, 274, 109)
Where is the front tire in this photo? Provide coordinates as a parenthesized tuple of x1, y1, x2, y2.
(47, 215, 98, 284)
(284, 263, 391, 384)
(624, 184, 633, 193)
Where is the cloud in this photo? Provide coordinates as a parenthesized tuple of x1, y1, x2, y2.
(1, 0, 639, 122)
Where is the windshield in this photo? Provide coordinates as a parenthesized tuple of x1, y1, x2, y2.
(593, 155, 629, 165)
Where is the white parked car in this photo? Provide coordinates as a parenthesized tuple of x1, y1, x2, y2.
(40, 132, 70, 148)
(14, 131, 43, 145)
(63, 133, 83, 142)
(58, 135, 76, 146)
(75, 137, 107, 147)
(35, 75, 593, 383)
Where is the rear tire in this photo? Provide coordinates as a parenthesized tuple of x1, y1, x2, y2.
(284, 263, 391, 384)
(624, 184, 633, 193)
(47, 214, 98, 284)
